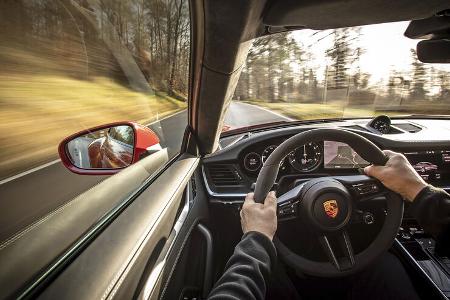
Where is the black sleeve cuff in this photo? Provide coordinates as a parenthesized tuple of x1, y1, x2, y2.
(242, 231, 277, 269)
(409, 185, 450, 255)
(412, 185, 436, 205)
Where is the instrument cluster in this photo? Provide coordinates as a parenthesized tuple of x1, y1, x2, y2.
(240, 137, 373, 177)
(241, 139, 324, 175)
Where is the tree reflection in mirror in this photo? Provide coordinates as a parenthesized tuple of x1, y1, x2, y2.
(66, 125, 135, 169)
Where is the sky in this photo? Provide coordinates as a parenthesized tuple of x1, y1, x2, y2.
(291, 21, 450, 86)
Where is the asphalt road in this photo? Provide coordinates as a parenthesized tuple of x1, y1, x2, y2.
(0, 102, 289, 242)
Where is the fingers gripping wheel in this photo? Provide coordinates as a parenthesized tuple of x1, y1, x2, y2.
(253, 129, 403, 277)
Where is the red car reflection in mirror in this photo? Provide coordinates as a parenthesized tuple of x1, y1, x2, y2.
(87, 125, 135, 169)
(59, 121, 161, 175)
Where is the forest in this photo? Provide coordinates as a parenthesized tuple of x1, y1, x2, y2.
(234, 27, 450, 111)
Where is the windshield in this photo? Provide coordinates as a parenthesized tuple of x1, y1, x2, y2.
(226, 22, 450, 130)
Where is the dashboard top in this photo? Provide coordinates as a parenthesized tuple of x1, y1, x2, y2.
(204, 117, 450, 199)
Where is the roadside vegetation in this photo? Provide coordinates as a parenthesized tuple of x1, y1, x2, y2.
(0, 73, 185, 180)
(246, 100, 450, 121)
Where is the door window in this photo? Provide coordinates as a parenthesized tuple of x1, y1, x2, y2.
(0, 0, 190, 242)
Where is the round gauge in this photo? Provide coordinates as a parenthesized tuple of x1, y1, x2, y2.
(288, 142, 323, 172)
(369, 115, 391, 134)
(373, 120, 390, 134)
(261, 145, 287, 171)
(243, 152, 262, 172)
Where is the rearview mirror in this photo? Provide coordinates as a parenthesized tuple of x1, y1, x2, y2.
(405, 14, 450, 64)
(58, 122, 161, 175)
(417, 39, 450, 63)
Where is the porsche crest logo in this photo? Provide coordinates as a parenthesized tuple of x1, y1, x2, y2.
(323, 200, 339, 218)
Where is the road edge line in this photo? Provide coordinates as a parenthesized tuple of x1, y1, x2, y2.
(145, 109, 187, 126)
(0, 159, 62, 186)
(237, 102, 295, 121)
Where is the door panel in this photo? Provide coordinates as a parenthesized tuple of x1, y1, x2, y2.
(158, 170, 213, 300)
(36, 154, 199, 299)
(0, 149, 170, 299)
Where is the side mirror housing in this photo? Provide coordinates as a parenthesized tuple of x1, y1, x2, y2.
(58, 122, 161, 175)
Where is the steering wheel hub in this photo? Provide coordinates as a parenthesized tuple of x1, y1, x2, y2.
(301, 179, 352, 231)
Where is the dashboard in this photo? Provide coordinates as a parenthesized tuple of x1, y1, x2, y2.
(203, 116, 450, 198)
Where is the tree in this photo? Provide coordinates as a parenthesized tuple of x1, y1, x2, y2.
(234, 32, 305, 102)
(409, 49, 429, 101)
(437, 70, 450, 101)
(306, 68, 320, 101)
(326, 28, 353, 89)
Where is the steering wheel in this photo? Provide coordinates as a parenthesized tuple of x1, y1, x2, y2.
(254, 129, 403, 277)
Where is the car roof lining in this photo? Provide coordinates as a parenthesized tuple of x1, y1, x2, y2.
(263, 0, 450, 31)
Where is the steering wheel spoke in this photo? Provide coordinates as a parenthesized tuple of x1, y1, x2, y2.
(333, 175, 387, 201)
(319, 230, 355, 272)
(276, 182, 305, 221)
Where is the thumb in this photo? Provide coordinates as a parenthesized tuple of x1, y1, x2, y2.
(364, 165, 383, 178)
(364, 165, 373, 176)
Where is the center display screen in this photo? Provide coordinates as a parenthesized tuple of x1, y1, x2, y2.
(324, 141, 370, 169)
(404, 150, 450, 182)
(323, 141, 450, 184)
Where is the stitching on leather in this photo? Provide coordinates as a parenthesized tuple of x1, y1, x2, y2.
(102, 194, 179, 300)
(0, 198, 78, 251)
(0, 177, 109, 251)
(101, 233, 144, 300)
(159, 218, 199, 300)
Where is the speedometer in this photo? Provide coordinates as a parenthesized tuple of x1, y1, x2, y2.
(261, 145, 287, 171)
(288, 142, 323, 172)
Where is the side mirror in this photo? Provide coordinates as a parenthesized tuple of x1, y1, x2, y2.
(58, 122, 161, 175)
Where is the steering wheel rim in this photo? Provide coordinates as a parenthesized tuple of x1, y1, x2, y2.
(253, 128, 403, 277)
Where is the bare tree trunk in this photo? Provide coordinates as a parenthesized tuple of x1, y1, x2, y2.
(168, 0, 183, 97)
(72, 0, 154, 94)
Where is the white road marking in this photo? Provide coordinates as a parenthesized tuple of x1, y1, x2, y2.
(0, 159, 61, 186)
(236, 102, 295, 121)
(146, 109, 186, 126)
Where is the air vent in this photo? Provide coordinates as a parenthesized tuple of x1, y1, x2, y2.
(208, 165, 242, 186)
(395, 123, 422, 133)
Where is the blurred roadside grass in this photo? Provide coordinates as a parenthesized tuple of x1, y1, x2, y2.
(246, 101, 375, 119)
(0, 74, 186, 180)
(246, 100, 450, 120)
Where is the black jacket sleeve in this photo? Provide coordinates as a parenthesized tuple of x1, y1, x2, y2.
(207, 231, 276, 300)
(409, 185, 450, 255)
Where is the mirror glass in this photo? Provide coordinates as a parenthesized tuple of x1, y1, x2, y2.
(66, 125, 135, 169)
